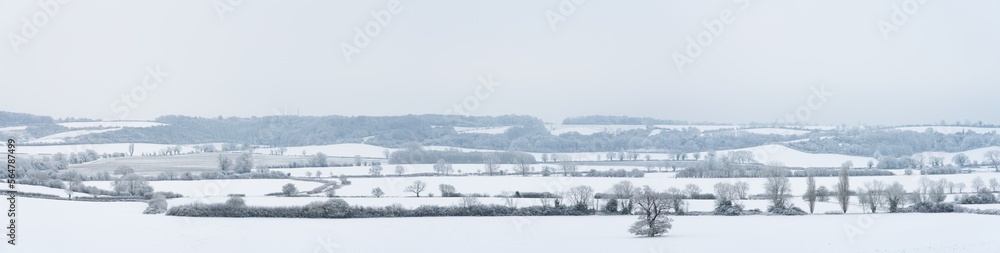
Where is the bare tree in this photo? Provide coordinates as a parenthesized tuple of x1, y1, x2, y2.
(628, 186, 674, 237)
(858, 180, 886, 213)
(684, 184, 701, 198)
(734, 181, 749, 200)
(763, 168, 792, 210)
(958, 182, 967, 193)
(369, 164, 383, 176)
(984, 150, 1000, 172)
(611, 181, 637, 214)
(990, 178, 999, 192)
(972, 176, 986, 192)
(567, 185, 595, 208)
(837, 164, 851, 213)
(559, 160, 577, 176)
(515, 156, 534, 177)
(433, 159, 453, 175)
(405, 180, 427, 197)
(484, 153, 500, 176)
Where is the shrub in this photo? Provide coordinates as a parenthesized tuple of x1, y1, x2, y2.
(712, 200, 745, 216)
(226, 196, 246, 207)
(143, 194, 168, 214)
(766, 205, 807, 215)
(958, 191, 999, 204)
(901, 202, 963, 213)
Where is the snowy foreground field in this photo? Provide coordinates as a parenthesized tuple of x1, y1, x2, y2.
(4, 198, 999, 253)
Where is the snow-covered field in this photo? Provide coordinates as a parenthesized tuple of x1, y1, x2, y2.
(81, 179, 325, 197)
(57, 121, 165, 128)
(272, 164, 659, 177)
(17, 143, 216, 155)
(914, 146, 1000, 166)
(6, 197, 1000, 253)
(705, 144, 876, 168)
(896, 126, 1000, 134)
(0, 126, 28, 132)
(11, 184, 96, 198)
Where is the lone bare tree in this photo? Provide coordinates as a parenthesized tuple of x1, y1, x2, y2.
(628, 186, 674, 237)
(405, 180, 427, 197)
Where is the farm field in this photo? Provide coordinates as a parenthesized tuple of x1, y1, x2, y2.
(4, 197, 1000, 253)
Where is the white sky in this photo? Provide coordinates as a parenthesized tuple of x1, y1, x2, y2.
(1, 0, 998, 125)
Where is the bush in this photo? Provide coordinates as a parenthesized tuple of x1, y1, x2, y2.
(143, 194, 168, 214)
(712, 200, 745, 216)
(226, 196, 246, 207)
(766, 205, 807, 215)
(901, 202, 963, 213)
(958, 191, 999, 205)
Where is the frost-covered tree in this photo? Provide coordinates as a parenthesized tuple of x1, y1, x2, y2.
(315, 170, 322, 178)
(369, 164, 383, 176)
(433, 159, 453, 175)
(972, 176, 986, 192)
(395, 165, 405, 176)
(804, 168, 817, 213)
(815, 186, 830, 202)
(559, 161, 577, 176)
(483, 153, 500, 176)
(884, 182, 907, 212)
(310, 152, 329, 167)
(371, 187, 384, 198)
(628, 186, 673, 237)
(217, 154, 233, 172)
(858, 180, 886, 213)
(305, 171, 313, 177)
(439, 184, 457, 197)
(541, 153, 549, 163)
(234, 152, 254, 174)
(112, 173, 152, 196)
(113, 165, 135, 175)
(684, 184, 701, 198)
(567, 185, 594, 209)
(984, 150, 1000, 172)
(405, 180, 427, 197)
(836, 165, 851, 213)
(515, 155, 533, 176)
(989, 178, 999, 192)
(958, 182, 967, 193)
(282, 183, 297, 196)
(952, 153, 969, 167)
(611, 181, 637, 214)
(763, 168, 792, 210)
(734, 181, 749, 200)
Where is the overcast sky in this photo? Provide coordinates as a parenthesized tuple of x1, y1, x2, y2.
(2, 0, 998, 125)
